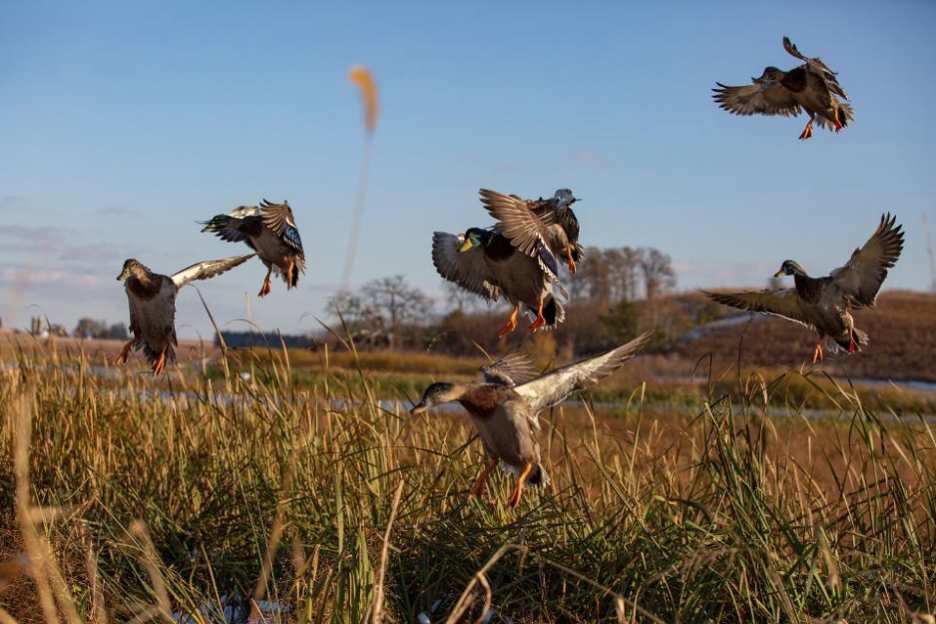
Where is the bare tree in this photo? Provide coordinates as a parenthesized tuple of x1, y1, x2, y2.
(641, 248, 676, 300)
(329, 275, 432, 350)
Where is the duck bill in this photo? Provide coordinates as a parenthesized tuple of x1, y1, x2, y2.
(458, 238, 474, 253)
(773, 270, 784, 278)
(117, 270, 130, 281)
(410, 403, 427, 415)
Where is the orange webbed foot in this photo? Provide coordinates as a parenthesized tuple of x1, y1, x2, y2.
(258, 278, 272, 298)
(497, 306, 520, 337)
(811, 343, 824, 364)
(152, 348, 167, 376)
(115, 339, 134, 365)
(528, 299, 547, 332)
(798, 121, 813, 141)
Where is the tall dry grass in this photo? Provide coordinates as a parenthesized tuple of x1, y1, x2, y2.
(0, 340, 934, 622)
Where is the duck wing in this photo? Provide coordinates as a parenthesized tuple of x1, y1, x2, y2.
(703, 289, 816, 330)
(478, 189, 558, 268)
(170, 253, 256, 288)
(481, 351, 538, 387)
(261, 200, 304, 254)
(200, 204, 263, 244)
(829, 213, 904, 308)
(712, 81, 802, 118)
(431, 231, 501, 301)
(514, 331, 653, 413)
(783, 36, 848, 99)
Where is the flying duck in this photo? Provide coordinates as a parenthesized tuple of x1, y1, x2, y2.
(115, 254, 255, 375)
(713, 36, 853, 140)
(201, 199, 305, 297)
(479, 188, 584, 274)
(432, 226, 565, 336)
(411, 331, 653, 507)
(703, 214, 903, 363)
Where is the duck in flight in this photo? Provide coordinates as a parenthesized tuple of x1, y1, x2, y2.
(411, 332, 653, 507)
(704, 214, 903, 363)
(713, 36, 853, 140)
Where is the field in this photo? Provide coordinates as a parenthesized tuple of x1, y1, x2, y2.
(1, 338, 935, 623)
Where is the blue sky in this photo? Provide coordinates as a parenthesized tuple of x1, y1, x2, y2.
(2, 1, 935, 338)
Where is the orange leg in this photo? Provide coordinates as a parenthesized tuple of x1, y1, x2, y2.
(798, 119, 814, 141)
(847, 330, 861, 354)
(528, 299, 547, 332)
(834, 108, 843, 133)
(286, 261, 295, 289)
(115, 339, 134, 365)
(468, 458, 500, 500)
(258, 266, 273, 298)
(497, 305, 519, 337)
(811, 342, 825, 364)
(152, 346, 168, 376)
(565, 242, 577, 274)
(507, 463, 534, 508)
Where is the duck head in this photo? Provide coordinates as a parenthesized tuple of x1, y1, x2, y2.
(459, 228, 492, 252)
(411, 382, 465, 415)
(553, 188, 579, 208)
(754, 66, 786, 84)
(774, 260, 807, 278)
(117, 259, 150, 281)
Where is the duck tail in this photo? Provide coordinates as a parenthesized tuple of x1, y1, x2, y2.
(526, 463, 551, 488)
(541, 294, 565, 328)
(141, 342, 177, 366)
(831, 328, 869, 352)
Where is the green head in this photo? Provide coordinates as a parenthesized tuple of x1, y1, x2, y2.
(458, 228, 490, 253)
(774, 260, 807, 278)
(411, 382, 462, 415)
(754, 66, 786, 83)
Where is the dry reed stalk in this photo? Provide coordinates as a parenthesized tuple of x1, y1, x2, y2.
(127, 521, 171, 621)
(370, 479, 405, 623)
(11, 386, 82, 624)
(341, 65, 378, 291)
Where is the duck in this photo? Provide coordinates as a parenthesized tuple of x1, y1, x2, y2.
(411, 331, 653, 507)
(479, 188, 584, 274)
(703, 214, 903, 363)
(200, 199, 305, 297)
(432, 226, 565, 336)
(713, 36, 853, 140)
(115, 254, 255, 375)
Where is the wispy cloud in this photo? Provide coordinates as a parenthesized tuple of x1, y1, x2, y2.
(0, 195, 30, 212)
(96, 205, 142, 218)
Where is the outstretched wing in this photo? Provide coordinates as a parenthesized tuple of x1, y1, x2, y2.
(712, 82, 802, 118)
(200, 205, 263, 244)
(703, 289, 815, 330)
(431, 231, 500, 301)
(783, 36, 848, 99)
(171, 253, 256, 288)
(829, 213, 904, 308)
(514, 331, 653, 413)
(481, 351, 538, 387)
(261, 200, 304, 254)
(478, 189, 555, 259)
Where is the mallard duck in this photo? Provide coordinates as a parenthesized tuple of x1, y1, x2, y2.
(411, 331, 653, 507)
(200, 199, 305, 297)
(432, 226, 565, 336)
(713, 36, 853, 140)
(703, 214, 903, 363)
(115, 254, 255, 375)
(479, 188, 584, 273)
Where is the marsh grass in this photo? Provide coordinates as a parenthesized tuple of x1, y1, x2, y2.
(0, 339, 934, 623)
